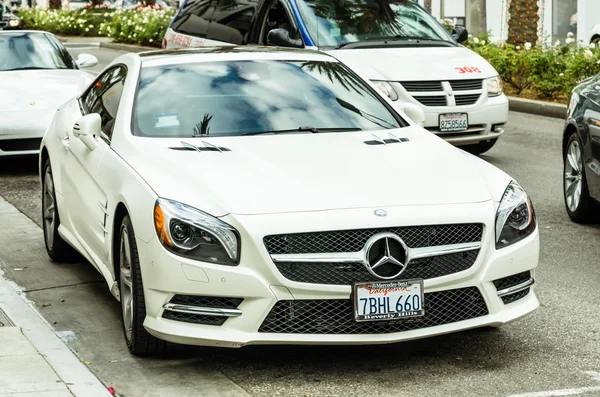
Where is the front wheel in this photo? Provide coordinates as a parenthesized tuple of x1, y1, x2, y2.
(118, 214, 168, 356)
(563, 132, 598, 223)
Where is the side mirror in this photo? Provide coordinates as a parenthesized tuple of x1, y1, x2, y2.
(452, 25, 469, 43)
(400, 103, 426, 127)
(73, 113, 100, 151)
(76, 53, 99, 68)
(267, 28, 303, 48)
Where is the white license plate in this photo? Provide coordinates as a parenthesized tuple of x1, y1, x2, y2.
(439, 113, 468, 132)
(353, 280, 424, 322)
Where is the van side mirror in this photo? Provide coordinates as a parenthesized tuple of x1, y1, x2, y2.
(73, 113, 100, 151)
(452, 25, 469, 43)
(267, 28, 303, 48)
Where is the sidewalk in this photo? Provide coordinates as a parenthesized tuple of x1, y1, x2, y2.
(0, 271, 112, 396)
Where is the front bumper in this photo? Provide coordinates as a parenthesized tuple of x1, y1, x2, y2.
(389, 81, 509, 146)
(0, 110, 52, 157)
(137, 202, 539, 348)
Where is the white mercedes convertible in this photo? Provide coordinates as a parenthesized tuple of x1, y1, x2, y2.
(0, 31, 97, 157)
(40, 47, 539, 356)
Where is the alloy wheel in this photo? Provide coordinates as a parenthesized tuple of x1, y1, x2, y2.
(43, 168, 56, 250)
(564, 140, 584, 212)
(120, 228, 134, 343)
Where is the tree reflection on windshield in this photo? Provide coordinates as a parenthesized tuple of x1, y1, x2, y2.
(0, 32, 76, 72)
(299, 61, 368, 96)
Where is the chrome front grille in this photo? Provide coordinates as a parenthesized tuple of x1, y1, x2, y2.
(258, 287, 488, 334)
(399, 79, 484, 108)
(264, 224, 483, 255)
(265, 224, 483, 286)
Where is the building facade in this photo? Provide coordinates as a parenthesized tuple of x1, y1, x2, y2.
(417, 0, 600, 45)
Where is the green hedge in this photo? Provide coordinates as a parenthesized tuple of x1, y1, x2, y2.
(465, 32, 600, 100)
(18, 7, 174, 46)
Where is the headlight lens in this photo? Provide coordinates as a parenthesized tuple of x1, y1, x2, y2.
(372, 80, 399, 101)
(486, 76, 503, 97)
(495, 182, 536, 249)
(153, 198, 240, 265)
(8, 19, 19, 27)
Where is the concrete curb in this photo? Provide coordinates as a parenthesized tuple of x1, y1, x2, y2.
(0, 198, 112, 396)
(99, 41, 158, 53)
(508, 96, 568, 119)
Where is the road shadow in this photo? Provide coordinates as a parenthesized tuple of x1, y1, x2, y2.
(0, 156, 39, 176)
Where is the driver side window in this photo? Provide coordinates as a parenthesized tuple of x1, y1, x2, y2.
(81, 66, 127, 141)
(259, 0, 297, 44)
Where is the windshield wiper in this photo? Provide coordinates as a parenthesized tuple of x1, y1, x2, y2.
(242, 127, 362, 136)
(336, 36, 452, 49)
(336, 98, 397, 129)
(3, 66, 56, 71)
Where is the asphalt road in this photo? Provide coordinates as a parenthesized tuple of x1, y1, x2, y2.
(1, 46, 600, 397)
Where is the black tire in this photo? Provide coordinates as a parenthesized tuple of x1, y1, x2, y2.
(118, 215, 168, 356)
(462, 138, 498, 155)
(592, 36, 600, 45)
(41, 158, 81, 262)
(563, 132, 598, 223)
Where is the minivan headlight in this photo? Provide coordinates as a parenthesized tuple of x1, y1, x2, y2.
(486, 76, 503, 97)
(495, 182, 536, 249)
(153, 198, 240, 265)
(372, 80, 399, 101)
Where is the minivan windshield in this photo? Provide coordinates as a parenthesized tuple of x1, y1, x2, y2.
(133, 59, 404, 138)
(296, 0, 455, 47)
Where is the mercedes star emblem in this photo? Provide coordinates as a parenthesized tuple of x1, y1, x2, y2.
(364, 232, 409, 280)
(374, 209, 387, 217)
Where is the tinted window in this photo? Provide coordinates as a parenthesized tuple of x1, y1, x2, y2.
(171, 0, 216, 37)
(133, 59, 403, 138)
(83, 66, 127, 140)
(296, 0, 454, 47)
(0, 32, 77, 72)
(207, 0, 257, 44)
(259, 0, 297, 44)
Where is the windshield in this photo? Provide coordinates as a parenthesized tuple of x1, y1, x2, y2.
(133, 59, 403, 138)
(296, 0, 454, 47)
(0, 32, 77, 72)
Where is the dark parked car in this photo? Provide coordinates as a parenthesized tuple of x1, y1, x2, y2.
(1, 4, 22, 30)
(563, 77, 600, 222)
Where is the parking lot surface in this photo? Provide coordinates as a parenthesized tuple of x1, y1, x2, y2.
(1, 46, 599, 397)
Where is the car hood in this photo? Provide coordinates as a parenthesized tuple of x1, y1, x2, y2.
(325, 46, 497, 81)
(0, 69, 93, 112)
(121, 127, 499, 216)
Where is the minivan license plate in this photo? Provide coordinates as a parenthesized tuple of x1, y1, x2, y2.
(440, 113, 468, 132)
(353, 280, 424, 322)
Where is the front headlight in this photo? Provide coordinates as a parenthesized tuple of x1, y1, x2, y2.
(486, 76, 503, 97)
(153, 198, 240, 266)
(8, 19, 20, 27)
(495, 182, 536, 249)
(372, 81, 399, 101)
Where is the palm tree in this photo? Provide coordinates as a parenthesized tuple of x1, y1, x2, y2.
(508, 0, 539, 46)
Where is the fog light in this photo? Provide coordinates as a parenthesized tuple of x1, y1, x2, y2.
(492, 124, 506, 134)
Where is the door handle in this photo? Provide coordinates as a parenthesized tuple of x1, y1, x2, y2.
(61, 136, 70, 150)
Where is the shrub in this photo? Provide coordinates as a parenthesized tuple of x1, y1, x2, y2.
(98, 7, 175, 47)
(18, 8, 110, 36)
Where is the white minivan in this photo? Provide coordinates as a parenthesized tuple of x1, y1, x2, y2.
(162, 0, 507, 154)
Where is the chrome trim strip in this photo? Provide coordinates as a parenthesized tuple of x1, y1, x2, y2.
(180, 141, 201, 153)
(408, 242, 482, 260)
(163, 303, 242, 317)
(270, 241, 481, 264)
(98, 221, 107, 234)
(496, 278, 535, 297)
(97, 201, 108, 214)
(202, 140, 222, 152)
(271, 252, 364, 263)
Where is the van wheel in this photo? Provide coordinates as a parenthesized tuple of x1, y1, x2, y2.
(118, 214, 168, 356)
(462, 139, 498, 155)
(42, 158, 80, 262)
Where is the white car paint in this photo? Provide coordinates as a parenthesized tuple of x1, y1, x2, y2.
(41, 48, 539, 350)
(0, 31, 96, 157)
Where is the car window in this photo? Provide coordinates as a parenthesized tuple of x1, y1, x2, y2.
(206, 0, 257, 44)
(171, 0, 217, 38)
(296, 0, 454, 47)
(259, 0, 298, 44)
(82, 66, 127, 140)
(132, 59, 405, 138)
(0, 32, 77, 72)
